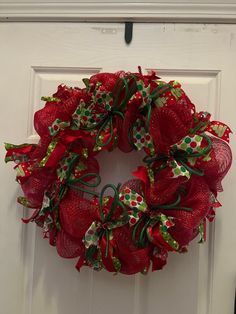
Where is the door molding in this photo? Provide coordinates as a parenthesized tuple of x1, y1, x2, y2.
(1, 2, 236, 23)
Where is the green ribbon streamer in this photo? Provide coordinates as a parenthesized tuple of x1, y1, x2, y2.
(68, 172, 101, 197)
(94, 75, 138, 147)
(131, 213, 178, 249)
(112, 75, 138, 110)
(151, 193, 192, 212)
(98, 183, 126, 257)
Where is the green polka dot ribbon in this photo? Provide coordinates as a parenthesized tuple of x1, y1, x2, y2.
(84, 221, 101, 249)
(49, 118, 70, 136)
(173, 134, 204, 154)
(119, 187, 148, 225)
(133, 79, 151, 108)
(170, 159, 191, 179)
(83, 219, 128, 250)
(57, 152, 79, 182)
(126, 210, 143, 226)
(132, 119, 155, 156)
(72, 86, 124, 148)
(72, 100, 99, 129)
(132, 79, 179, 110)
(170, 134, 205, 179)
(72, 86, 114, 131)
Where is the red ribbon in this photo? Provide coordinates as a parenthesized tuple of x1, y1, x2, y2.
(147, 225, 176, 252)
(5, 144, 36, 162)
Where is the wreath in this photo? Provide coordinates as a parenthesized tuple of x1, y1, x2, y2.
(5, 69, 232, 275)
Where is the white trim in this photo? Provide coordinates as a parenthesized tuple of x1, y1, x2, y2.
(1, 2, 236, 23)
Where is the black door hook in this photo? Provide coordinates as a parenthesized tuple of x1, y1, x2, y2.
(125, 22, 133, 45)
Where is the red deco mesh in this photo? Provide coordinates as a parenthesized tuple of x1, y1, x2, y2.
(162, 176, 211, 246)
(149, 106, 193, 154)
(56, 229, 84, 259)
(145, 169, 187, 206)
(121, 178, 143, 195)
(113, 226, 150, 275)
(59, 189, 97, 240)
(21, 169, 55, 208)
(199, 136, 232, 193)
(34, 102, 69, 137)
(90, 72, 124, 92)
(60, 94, 82, 115)
(117, 106, 143, 153)
(29, 136, 51, 160)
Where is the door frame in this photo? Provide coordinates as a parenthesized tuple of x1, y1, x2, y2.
(0, 2, 236, 23)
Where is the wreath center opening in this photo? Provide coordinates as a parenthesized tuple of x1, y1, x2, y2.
(95, 148, 145, 194)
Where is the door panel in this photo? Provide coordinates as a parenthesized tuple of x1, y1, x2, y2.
(0, 23, 235, 314)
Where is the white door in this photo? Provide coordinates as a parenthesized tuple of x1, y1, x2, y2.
(0, 23, 235, 314)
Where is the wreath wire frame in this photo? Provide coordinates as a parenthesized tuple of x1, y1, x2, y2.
(5, 68, 232, 275)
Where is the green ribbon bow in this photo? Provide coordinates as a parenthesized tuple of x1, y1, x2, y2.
(131, 212, 179, 250)
(72, 76, 138, 148)
(83, 184, 128, 268)
(144, 133, 212, 179)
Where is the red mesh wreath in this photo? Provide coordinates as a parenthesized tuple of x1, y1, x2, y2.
(5, 69, 232, 275)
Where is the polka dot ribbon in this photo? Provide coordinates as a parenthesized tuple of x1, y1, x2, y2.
(84, 221, 101, 249)
(131, 79, 151, 108)
(119, 187, 148, 226)
(49, 119, 70, 136)
(83, 219, 128, 249)
(169, 134, 205, 179)
(56, 152, 79, 182)
(72, 87, 114, 130)
(132, 119, 155, 156)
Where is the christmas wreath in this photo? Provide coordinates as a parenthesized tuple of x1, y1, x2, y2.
(5, 69, 232, 274)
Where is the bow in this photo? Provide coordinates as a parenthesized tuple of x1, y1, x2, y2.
(72, 76, 138, 148)
(131, 212, 179, 251)
(144, 133, 212, 179)
(83, 184, 128, 272)
(191, 111, 232, 143)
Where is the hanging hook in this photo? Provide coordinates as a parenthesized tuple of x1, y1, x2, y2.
(125, 22, 133, 45)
